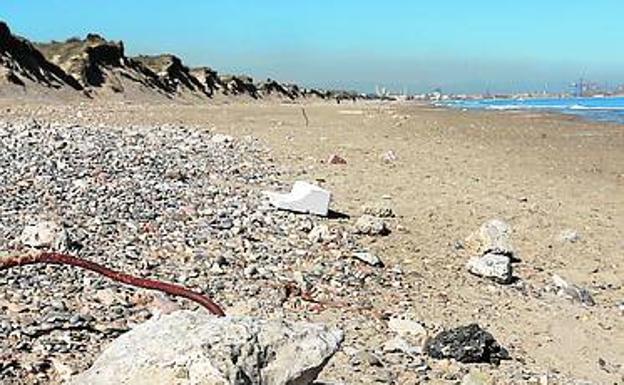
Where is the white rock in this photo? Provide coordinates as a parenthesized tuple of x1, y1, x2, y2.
(308, 224, 332, 243)
(353, 215, 387, 236)
(558, 229, 581, 243)
(264, 181, 331, 217)
(211, 133, 234, 144)
(465, 219, 514, 257)
(388, 318, 426, 337)
(382, 336, 422, 356)
(72, 311, 343, 385)
(380, 150, 398, 163)
(20, 220, 68, 251)
(352, 251, 384, 267)
(552, 274, 595, 306)
(466, 253, 512, 283)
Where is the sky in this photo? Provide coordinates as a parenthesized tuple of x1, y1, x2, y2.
(2, 1, 624, 94)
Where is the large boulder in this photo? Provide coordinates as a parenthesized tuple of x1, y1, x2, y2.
(72, 311, 343, 385)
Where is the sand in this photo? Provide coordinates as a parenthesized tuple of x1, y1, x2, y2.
(1, 98, 623, 383)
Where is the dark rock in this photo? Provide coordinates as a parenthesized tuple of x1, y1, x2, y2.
(425, 324, 509, 364)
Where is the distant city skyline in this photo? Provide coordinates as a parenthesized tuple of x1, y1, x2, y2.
(2, 0, 623, 94)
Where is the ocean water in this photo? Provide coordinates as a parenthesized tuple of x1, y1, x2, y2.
(444, 96, 624, 124)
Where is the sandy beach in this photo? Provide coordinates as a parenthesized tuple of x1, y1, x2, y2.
(1, 99, 622, 384)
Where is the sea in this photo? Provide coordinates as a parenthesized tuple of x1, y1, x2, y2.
(443, 96, 624, 125)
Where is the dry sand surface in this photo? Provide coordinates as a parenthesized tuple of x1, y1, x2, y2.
(1, 99, 623, 384)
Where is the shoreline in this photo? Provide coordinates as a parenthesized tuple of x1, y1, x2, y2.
(437, 95, 624, 126)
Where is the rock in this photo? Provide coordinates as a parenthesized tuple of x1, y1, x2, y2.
(353, 215, 388, 236)
(308, 225, 332, 243)
(425, 324, 509, 364)
(461, 371, 492, 385)
(388, 318, 426, 337)
(552, 274, 595, 306)
(350, 350, 383, 367)
(380, 150, 398, 163)
(465, 219, 514, 258)
(382, 336, 422, 356)
(264, 181, 331, 217)
(558, 229, 581, 243)
(20, 220, 68, 251)
(352, 251, 384, 267)
(361, 202, 395, 218)
(72, 310, 343, 385)
(327, 154, 347, 165)
(466, 253, 513, 284)
(211, 133, 234, 144)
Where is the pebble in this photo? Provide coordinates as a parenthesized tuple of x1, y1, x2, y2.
(352, 251, 384, 267)
(353, 215, 388, 236)
(558, 229, 581, 243)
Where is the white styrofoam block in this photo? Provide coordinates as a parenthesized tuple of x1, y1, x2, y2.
(264, 181, 331, 216)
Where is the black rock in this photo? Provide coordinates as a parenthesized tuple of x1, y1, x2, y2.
(425, 323, 510, 364)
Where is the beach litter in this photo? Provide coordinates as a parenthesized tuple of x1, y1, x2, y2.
(264, 181, 331, 216)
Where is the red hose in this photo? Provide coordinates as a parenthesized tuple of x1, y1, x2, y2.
(1, 252, 225, 317)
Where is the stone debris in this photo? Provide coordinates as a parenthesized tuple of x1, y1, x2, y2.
(388, 317, 427, 338)
(211, 133, 234, 144)
(382, 336, 423, 356)
(466, 252, 513, 284)
(328, 154, 347, 165)
(381, 150, 398, 163)
(552, 274, 596, 307)
(71, 310, 343, 385)
(464, 220, 516, 284)
(353, 215, 388, 236)
(1, 120, 411, 384)
(361, 202, 395, 218)
(425, 324, 509, 364)
(20, 220, 68, 251)
(461, 371, 492, 385)
(0, 117, 606, 385)
(558, 229, 581, 243)
(308, 224, 333, 243)
(465, 219, 515, 258)
(350, 350, 383, 367)
(352, 251, 384, 267)
(264, 181, 331, 216)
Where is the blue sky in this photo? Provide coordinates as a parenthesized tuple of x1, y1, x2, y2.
(2, 1, 623, 93)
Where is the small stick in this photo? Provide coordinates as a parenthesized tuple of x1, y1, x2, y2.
(0, 252, 225, 317)
(301, 107, 309, 127)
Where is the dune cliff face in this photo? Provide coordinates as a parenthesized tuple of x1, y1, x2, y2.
(35, 34, 171, 95)
(1, 20, 340, 101)
(189, 67, 223, 96)
(0, 22, 82, 90)
(133, 54, 208, 96)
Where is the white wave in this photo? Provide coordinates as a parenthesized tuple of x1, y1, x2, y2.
(568, 105, 624, 111)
